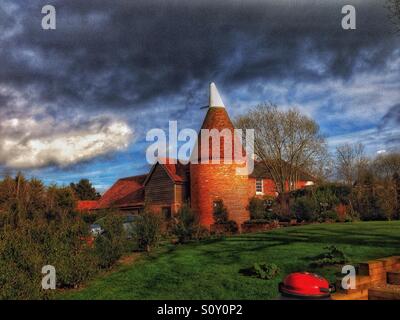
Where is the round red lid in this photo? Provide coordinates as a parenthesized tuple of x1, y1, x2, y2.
(279, 272, 331, 298)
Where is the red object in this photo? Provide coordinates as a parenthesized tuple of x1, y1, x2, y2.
(79, 236, 95, 247)
(76, 200, 99, 211)
(279, 272, 334, 299)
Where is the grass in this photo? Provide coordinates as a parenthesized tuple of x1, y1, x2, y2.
(60, 221, 400, 300)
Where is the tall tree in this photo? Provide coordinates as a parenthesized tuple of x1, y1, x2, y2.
(335, 143, 368, 185)
(372, 152, 400, 180)
(70, 179, 100, 200)
(236, 103, 327, 194)
(393, 172, 400, 219)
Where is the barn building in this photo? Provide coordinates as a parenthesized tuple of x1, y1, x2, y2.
(77, 83, 314, 228)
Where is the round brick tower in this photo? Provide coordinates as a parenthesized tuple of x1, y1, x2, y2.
(190, 83, 249, 229)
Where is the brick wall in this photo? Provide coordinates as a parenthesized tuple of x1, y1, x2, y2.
(248, 177, 312, 198)
(190, 163, 250, 229)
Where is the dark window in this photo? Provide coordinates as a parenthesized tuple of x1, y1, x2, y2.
(256, 178, 263, 194)
(162, 206, 172, 219)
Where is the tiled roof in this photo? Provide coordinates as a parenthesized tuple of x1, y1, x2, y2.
(250, 161, 315, 181)
(76, 200, 99, 211)
(114, 187, 145, 207)
(93, 159, 189, 210)
(200, 107, 234, 131)
(195, 107, 237, 162)
(97, 174, 147, 209)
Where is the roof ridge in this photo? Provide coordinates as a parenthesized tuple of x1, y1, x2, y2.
(119, 173, 147, 181)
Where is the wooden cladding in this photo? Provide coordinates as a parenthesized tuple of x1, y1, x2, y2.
(145, 164, 175, 204)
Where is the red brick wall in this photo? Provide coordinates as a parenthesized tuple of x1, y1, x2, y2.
(248, 178, 278, 197)
(248, 177, 312, 198)
(190, 163, 250, 229)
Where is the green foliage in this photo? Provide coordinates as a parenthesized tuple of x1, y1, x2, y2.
(289, 183, 352, 222)
(0, 174, 126, 299)
(0, 216, 97, 298)
(315, 184, 351, 204)
(46, 185, 77, 217)
(242, 263, 280, 280)
(95, 213, 127, 268)
(320, 210, 338, 222)
(172, 205, 208, 243)
(352, 179, 389, 221)
(133, 209, 162, 252)
(248, 196, 275, 220)
(310, 245, 348, 267)
(0, 222, 47, 299)
(70, 179, 100, 201)
(213, 200, 228, 223)
(292, 197, 317, 222)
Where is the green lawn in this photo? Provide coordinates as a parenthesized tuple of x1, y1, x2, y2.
(60, 221, 400, 300)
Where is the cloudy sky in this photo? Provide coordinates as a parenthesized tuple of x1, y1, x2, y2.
(0, 0, 399, 191)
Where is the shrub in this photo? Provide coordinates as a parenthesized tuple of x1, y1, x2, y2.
(224, 220, 239, 234)
(0, 223, 46, 299)
(133, 209, 162, 252)
(0, 215, 97, 298)
(172, 205, 207, 243)
(243, 219, 271, 224)
(94, 213, 128, 268)
(353, 184, 389, 221)
(48, 218, 97, 287)
(316, 184, 351, 204)
(248, 196, 275, 220)
(213, 200, 228, 223)
(241, 263, 280, 280)
(320, 210, 338, 222)
(0, 174, 128, 299)
(292, 197, 317, 222)
(310, 245, 348, 267)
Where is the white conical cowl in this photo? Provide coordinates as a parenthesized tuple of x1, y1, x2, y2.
(209, 82, 225, 108)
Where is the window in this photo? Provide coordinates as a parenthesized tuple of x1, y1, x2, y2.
(162, 206, 172, 220)
(256, 178, 263, 194)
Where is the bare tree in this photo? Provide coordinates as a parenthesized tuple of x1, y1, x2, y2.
(236, 103, 327, 195)
(387, 0, 400, 33)
(372, 152, 400, 180)
(335, 143, 368, 185)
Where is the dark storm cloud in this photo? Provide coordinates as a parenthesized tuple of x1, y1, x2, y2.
(0, 0, 398, 113)
(381, 103, 400, 127)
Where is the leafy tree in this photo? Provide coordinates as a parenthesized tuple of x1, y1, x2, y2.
(133, 209, 162, 252)
(95, 213, 127, 268)
(70, 179, 100, 201)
